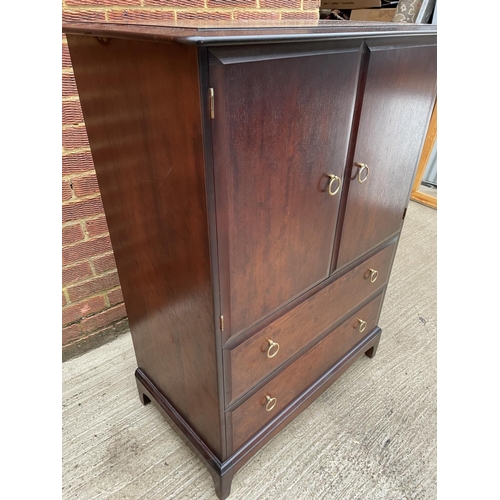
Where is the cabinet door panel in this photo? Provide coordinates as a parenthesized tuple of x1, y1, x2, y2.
(209, 44, 361, 338)
(337, 42, 437, 269)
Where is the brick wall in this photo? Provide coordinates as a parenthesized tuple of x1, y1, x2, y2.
(62, 0, 320, 358)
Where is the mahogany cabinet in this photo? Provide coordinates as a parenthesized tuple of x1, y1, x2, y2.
(63, 21, 437, 499)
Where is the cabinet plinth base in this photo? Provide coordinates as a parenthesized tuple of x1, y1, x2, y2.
(365, 333, 381, 358)
(135, 327, 382, 500)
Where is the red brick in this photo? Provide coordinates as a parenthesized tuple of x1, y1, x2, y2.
(85, 216, 109, 238)
(303, 0, 320, 9)
(62, 180, 73, 202)
(62, 261, 93, 286)
(66, 0, 140, 5)
(62, 223, 85, 246)
(108, 9, 175, 22)
(62, 100, 84, 127)
(62, 151, 95, 176)
(62, 10, 106, 23)
(67, 271, 121, 302)
(62, 196, 104, 223)
(72, 174, 100, 198)
(63, 292, 68, 307)
(63, 126, 90, 151)
(233, 10, 280, 19)
(176, 10, 233, 20)
(92, 252, 117, 273)
(80, 303, 127, 334)
(62, 73, 78, 98)
(144, 0, 204, 6)
(281, 10, 318, 19)
(62, 323, 81, 344)
(62, 235, 112, 266)
(207, 0, 256, 6)
(62, 43, 72, 69)
(260, 0, 300, 7)
(107, 287, 124, 306)
(63, 295, 107, 326)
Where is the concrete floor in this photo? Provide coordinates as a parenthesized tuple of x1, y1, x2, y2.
(418, 184, 437, 198)
(62, 201, 437, 500)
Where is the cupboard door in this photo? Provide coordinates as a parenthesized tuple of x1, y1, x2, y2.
(209, 43, 361, 338)
(337, 41, 437, 269)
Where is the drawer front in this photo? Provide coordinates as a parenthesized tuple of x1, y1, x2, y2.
(228, 294, 384, 453)
(226, 241, 396, 405)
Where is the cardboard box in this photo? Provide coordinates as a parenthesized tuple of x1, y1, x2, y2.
(321, 0, 381, 9)
(350, 7, 397, 21)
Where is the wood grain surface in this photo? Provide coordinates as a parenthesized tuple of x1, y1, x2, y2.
(62, 201, 437, 500)
(337, 38, 437, 268)
(66, 36, 224, 459)
(65, 24, 437, 498)
(62, 20, 437, 45)
(226, 241, 396, 405)
(228, 294, 384, 453)
(209, 42, 361, 338)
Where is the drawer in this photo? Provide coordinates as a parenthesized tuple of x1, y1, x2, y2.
(225, 241, 396, 405)
(227, 293, 384, 453)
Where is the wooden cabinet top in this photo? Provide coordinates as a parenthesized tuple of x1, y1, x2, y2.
(62, 20, 437, 45)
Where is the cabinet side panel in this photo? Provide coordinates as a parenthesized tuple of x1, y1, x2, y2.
(66, 36, 222, 458)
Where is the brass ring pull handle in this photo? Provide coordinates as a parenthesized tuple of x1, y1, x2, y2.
(265, 395, 277, 412)
(355, 163, 370, 183)
(356, 318, 367, 333)
(266, 339, 280, 359)
(327, 174, 342, 196)
(368, 268, 379, 283)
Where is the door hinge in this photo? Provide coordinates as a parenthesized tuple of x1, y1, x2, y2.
(402, 207, 408, 220)
(209, 87, 215, 119)
(219, 314, 224, 331)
